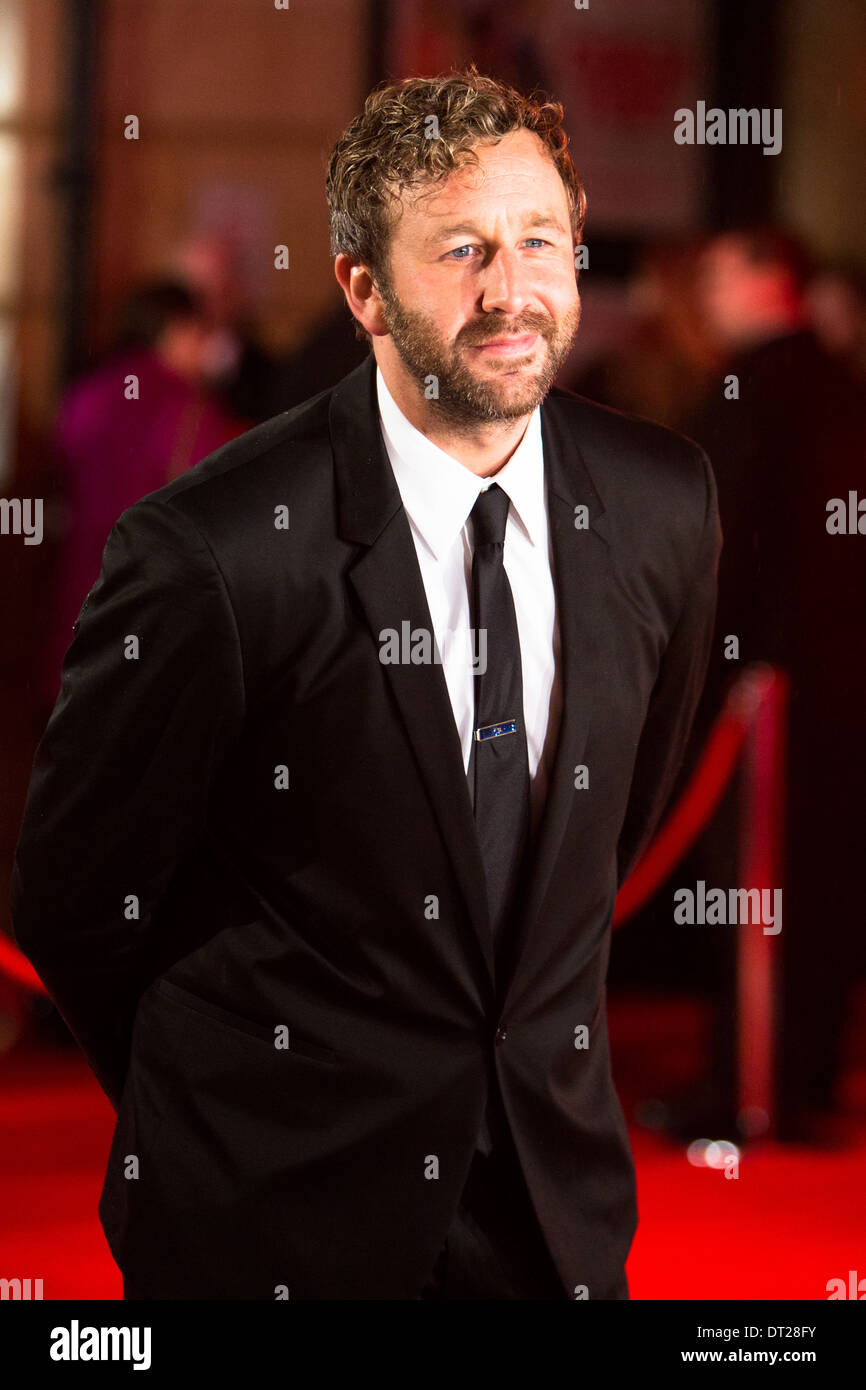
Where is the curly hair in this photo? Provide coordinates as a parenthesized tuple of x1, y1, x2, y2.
(326, 67, 586, 340)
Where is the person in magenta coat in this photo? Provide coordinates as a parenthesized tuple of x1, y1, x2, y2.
(38, 281, 248, 716)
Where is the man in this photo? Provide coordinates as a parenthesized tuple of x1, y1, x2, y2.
(11, 71, 720, 1300)
(691, 227, 866, 1143)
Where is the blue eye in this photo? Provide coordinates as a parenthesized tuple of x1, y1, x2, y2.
(443, 238, 552, 260)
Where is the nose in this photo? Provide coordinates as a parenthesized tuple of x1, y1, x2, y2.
(479, 248, 530, 316)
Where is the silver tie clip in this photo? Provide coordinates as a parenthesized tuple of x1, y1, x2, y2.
(475, 720, 518, 742)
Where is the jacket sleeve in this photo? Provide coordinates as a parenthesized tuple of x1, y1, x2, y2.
(616, 448, 722, 889)
(9, 497, 246, 1109)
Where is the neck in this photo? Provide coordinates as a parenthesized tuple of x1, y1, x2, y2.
(376, 350, 533, 478)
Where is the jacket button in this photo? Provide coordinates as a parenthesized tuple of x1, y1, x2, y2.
(494, 1027, 507, 1045)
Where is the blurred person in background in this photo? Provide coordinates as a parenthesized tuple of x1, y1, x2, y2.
(806, 262, 866, 381)
(268, 298, 370, 412)
(37, 279, 246, 723)
(675, 226, 866, 1143)
(694, 226, 863, 714)
(173, 233, 288, 423)
(572, 239, 721, 435)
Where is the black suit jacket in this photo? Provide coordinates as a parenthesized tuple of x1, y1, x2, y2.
(11, 354, 720, 1299)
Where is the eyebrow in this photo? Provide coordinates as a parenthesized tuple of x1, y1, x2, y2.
(426, 212, 569, 245)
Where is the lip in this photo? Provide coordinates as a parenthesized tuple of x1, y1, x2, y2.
(471, 333, 539, 356)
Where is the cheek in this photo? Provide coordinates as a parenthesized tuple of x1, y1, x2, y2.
(409, 267, 471, 320)
(535, 256, 579, 296)
(542, 273, 581, 322)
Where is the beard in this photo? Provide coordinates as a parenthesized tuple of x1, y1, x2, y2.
(375, 272, 581, 427)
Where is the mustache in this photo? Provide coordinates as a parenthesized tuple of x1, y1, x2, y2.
(457, 311, 557, 347)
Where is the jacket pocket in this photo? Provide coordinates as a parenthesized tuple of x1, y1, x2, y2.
(155, 978, 337, 1064)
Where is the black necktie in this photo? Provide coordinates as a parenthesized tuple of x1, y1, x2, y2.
(468, 484, 531, 951)
(468, 483, 531, 1159)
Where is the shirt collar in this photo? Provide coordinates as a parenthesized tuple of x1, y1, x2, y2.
(376, 364, 546, 561)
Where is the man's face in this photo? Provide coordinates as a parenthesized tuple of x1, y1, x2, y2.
(697, 238, 754, 345)
(697, 235, 793, 349)
(373, 129, 581, 424)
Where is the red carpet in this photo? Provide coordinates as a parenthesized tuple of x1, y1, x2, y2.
(1, 991, 864, 1300)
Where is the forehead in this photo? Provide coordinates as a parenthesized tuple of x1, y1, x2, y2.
(399, 128, 570, 229)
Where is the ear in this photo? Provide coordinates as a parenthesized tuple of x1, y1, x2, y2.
(334, 255, 389, 337)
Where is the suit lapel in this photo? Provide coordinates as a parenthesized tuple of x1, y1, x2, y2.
(500, 396, 612, 1012)
(330, 357, 496, 988)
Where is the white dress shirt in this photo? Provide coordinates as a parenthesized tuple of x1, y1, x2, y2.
(376, 365, 562, 836)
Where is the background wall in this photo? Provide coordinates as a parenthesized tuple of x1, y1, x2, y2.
(93, 0, 367, 354)
(4, 0, 865, 483)
(5, 0, 369, 481)
(778, 0, 865, 264)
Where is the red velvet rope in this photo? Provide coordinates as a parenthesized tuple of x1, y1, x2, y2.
(0, 929, 46, 994)
(613, 665, 782, 926)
